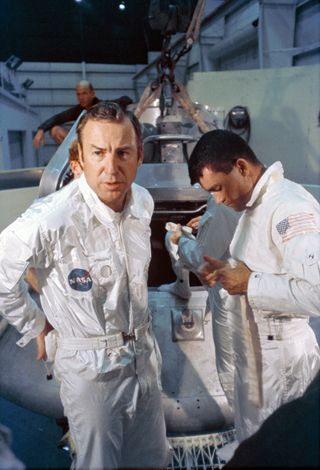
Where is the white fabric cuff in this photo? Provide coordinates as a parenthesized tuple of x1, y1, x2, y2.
(247, 271, 263, 310)
(16, 312, 46, 348)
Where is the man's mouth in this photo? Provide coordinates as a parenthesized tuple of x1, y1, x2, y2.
(101, 181, 124, 188)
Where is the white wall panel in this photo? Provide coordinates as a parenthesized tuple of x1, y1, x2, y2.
(188, 65, 320, 186)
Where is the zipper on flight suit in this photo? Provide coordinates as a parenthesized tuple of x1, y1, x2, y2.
(118, 218, 135, 339)
(118, 217, 139, 377)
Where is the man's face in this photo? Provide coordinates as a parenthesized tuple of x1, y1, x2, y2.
(79, 118, 142, 212)
(199, 163, 254, 212)
(76, 86, 96, 109)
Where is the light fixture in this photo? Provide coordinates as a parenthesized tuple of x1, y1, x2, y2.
(229, 106, 250, 129)
(22, 79, 34, 89)
(5, 55, 23, 71)
(224, 105, 251, 142)
(119, 1, 126, 11)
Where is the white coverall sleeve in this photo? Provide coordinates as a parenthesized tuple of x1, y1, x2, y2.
(0, 222, 47, 347)
(248, 216, 320, 318)
(178, 236, 203, 273)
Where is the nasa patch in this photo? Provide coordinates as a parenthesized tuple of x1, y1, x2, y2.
(68, 269, 93, 292)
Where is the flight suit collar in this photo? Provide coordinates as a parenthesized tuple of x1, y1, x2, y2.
(78, 173, 149, 225)
(245, 161, 284, 208)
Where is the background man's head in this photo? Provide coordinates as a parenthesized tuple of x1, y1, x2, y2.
(76, 80, 96, 109)
(188, 129, 263, 211)
(77, 101, 143, 212)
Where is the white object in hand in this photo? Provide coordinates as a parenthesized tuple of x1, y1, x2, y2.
(165, 222, 195, 239)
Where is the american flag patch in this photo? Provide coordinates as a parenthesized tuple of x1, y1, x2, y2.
(276, 213, 319, 242)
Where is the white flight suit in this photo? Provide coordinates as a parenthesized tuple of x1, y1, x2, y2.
(0, 174, 170, 470)
(168, 196, 240, 406)
(230, 161, 320, 442)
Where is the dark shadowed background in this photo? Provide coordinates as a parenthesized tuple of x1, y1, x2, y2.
(0, 0, 163, 64)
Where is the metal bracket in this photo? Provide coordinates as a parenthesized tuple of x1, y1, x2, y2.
(171, 307, 205, 342)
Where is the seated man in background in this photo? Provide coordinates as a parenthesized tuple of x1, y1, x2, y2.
(33, 80, 99, 149)
(160, 195, 240, 406)
(33, 80, 132, 149)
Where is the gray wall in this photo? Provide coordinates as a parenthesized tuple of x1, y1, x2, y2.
(133, 0, 320, 92)
(0, 88, 39, 170)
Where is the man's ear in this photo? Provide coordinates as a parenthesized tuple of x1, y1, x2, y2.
(70, 160, 77, 173)
(235, 158, 249, 176)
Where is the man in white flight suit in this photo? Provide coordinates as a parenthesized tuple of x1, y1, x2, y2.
(159, 196, 239, 406)
(188, 129, 320, 442)
(0, 102, 170, 469)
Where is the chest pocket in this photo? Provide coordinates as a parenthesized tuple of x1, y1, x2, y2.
(87, 250, 120, 290)
(284, 234, 320, 284)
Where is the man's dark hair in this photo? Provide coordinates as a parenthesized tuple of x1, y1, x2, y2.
(77, 101, 142, 159)
(188, 129, 260, 184)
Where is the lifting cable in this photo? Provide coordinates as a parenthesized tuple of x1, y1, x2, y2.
(135, 0, 208, 133)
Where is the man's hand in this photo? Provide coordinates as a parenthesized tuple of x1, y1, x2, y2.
(187, 216, 201, 232)
(36, 319, 54, 361)
(169, 224, 183, 245)
(24, 267, 39, 294)
(51, 126, 67, 144)
(198, 257, 227, 287)
(199, 256, 252, 295)
(33, 129, 45, 149)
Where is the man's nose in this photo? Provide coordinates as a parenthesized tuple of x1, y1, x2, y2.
(103, 154, 118, 173)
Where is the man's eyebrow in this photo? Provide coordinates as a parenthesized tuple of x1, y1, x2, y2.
(90, 144, 134, 151)
(91, 144, 104, 150)
(117, 144, 134, 150)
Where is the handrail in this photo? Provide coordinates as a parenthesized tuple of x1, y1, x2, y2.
(143, 134, 196, 144)
(0, 168, 44, 190)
